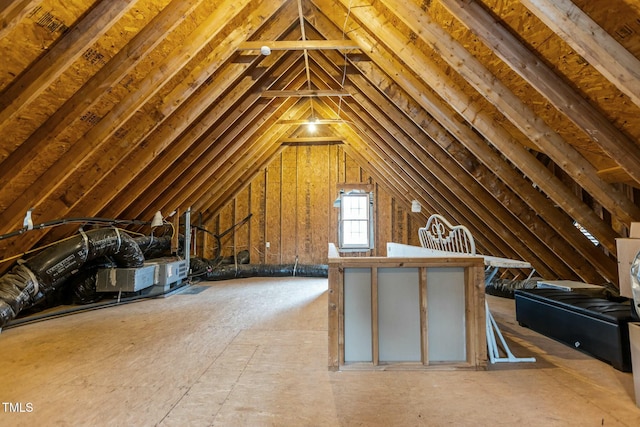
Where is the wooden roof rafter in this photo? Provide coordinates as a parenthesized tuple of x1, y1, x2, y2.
(439, 0, 640, 188)
(307, 3, 617, 281)
(521, 0, 640, 109)
(0, 0, 638, 284)
(132, 52, 319, 220)
(100, 21, 307, 219)
(192, 100, 316, 220)
(308, 0, 616, 281)
(375, 0, 640, 227)
(0, 0, 135, 134)
(311, 0, 624, 254)
(0, 0, 42, 39)
(0, 0, 290, 258)
(122, 64, 310, 222)
(71, 42, 305, 244)
(339, 60, 612, 281)
(305, 55, 528, 265)
(98, 11, 309, 222)
(0, 0, 205, 194)
(309, 60, 563, 277)
(314, 96, 506, 260)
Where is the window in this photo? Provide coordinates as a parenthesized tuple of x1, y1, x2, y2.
(337, 191, 374, 250)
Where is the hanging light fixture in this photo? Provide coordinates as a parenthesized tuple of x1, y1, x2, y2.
(307, 96, 319, 132)
(307, 116, 319, 132)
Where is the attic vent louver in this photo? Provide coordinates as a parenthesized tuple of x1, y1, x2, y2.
(573, 221, 599, 246)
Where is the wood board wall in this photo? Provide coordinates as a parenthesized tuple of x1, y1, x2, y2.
(196, 145, 421, 265)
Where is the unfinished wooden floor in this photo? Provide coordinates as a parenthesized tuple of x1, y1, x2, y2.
(1, 277, 640, 426)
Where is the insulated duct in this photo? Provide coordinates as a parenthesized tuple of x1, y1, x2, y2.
(0, 228, 144, 327)
(198, 263, 328, 281)
(134, 235, 174, 259)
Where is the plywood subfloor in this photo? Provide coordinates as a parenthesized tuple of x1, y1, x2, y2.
(1, 277, 639, 426)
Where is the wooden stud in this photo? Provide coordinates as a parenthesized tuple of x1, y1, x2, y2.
(371, 267, 379, 366)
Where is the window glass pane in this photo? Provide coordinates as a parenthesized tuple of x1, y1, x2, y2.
(343, 220, 369, 246)
(342, 194, 368, 220)
(338, 191, 373, 249)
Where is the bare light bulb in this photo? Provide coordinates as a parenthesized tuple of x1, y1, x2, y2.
(308, 117, 319, 132)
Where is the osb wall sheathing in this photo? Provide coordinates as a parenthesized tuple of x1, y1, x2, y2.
(205, 145, 422, 265)
(0, 0, 171, 209)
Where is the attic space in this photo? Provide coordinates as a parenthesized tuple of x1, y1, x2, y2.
(2, 0, 640, 423)
(1, 0, 639, 281)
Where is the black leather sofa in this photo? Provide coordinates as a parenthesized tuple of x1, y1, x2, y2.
(515, 288, 633, 371)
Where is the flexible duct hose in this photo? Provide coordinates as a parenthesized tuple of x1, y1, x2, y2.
(199, 263, 328, 281)
(134, 235, 174, 259)
(0, 228, 144, 327)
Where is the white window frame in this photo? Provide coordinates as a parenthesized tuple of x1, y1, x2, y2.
(337, 190, 375, 251)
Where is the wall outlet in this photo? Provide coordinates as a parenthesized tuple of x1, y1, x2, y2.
(266, 241, 270, 249)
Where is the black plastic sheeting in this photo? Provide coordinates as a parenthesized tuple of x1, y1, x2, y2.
(0, 228, 144, 327)
(190, 252, 327, 281)
(66, 236, 175, 305)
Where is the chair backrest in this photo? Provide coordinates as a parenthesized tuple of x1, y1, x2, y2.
(418, 214, 476, 255)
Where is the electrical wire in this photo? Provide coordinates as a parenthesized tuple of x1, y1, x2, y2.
(0, 226, 146, 265)
(0, 234, 78, 265)
(192, 214, 252, 264)
(0, 217, 150, 242)
(337, 0, 354, 117)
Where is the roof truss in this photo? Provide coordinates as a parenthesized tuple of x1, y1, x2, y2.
(0, 0, 639, 284)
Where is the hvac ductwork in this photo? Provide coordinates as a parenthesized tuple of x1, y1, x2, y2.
(0, 228, 144, 328)
(0, 224, 329, 329)
(195, 262, 328, 281)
